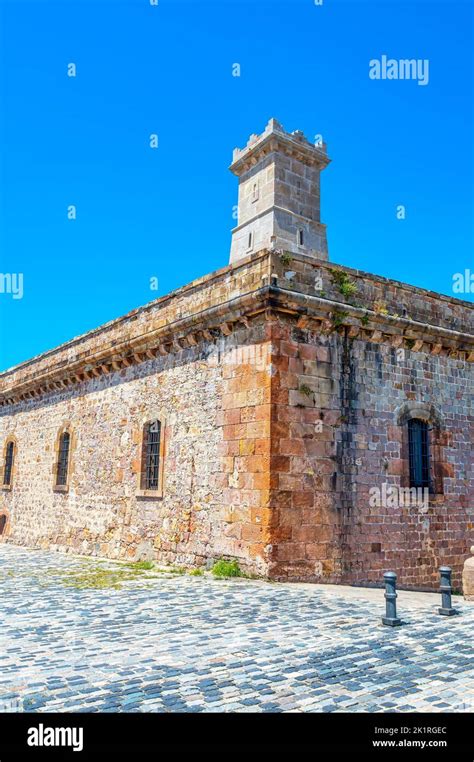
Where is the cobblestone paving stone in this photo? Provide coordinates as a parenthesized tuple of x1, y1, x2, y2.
(1, 545, 473, 713)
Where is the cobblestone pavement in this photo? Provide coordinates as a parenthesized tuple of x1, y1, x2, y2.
(1, 544, 473, 713)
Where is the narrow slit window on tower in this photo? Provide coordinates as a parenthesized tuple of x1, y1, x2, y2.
(56, 431, 71, 488)
(141, 420, 161, 491)
(297, 229, 304, 246)
(3, 441, 14, 487)
(408, 419, 430, 489)
(247, 231, 253, 250)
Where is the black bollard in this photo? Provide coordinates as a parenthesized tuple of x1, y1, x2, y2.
(382, 571, 402, 626)
(438, 566, 456, 616)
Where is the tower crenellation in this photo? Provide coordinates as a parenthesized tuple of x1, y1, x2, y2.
(229, 118, 331, 263)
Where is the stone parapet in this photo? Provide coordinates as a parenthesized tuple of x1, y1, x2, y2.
(230, 118, 330, 176)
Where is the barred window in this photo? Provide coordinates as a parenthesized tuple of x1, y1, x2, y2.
(408, 419, 430, 489)
(56, 432, 71, 487)
(3, 441, 14, 486)
(141, 420, 161, 490)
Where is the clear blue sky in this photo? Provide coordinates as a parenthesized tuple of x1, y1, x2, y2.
(0, 0, 472, 372)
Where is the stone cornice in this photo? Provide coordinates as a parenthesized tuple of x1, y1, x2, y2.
(230, 206, 327, 235)
(0, 250, 270, 381)
(1, 249, 472, 408)
(0, 289, 270, 407)
(269, 285, 474, 355)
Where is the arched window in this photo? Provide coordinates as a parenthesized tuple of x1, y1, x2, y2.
(396, 403, 443, 495)
(408, 419, 430, 488)
(140, 420, 161, 491)
(56, 431, 71, 488)
(3, 441, 15, 487)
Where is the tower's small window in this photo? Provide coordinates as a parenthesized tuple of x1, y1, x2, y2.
(408, 419, 430, 488)
(247, 231, 253, 250)
(56, 432, 71, 487)
(297, 229, 304, 246)
(251, 182, 259, 202)
(141, 420, 161, 490)
(3, 441, 14, 487)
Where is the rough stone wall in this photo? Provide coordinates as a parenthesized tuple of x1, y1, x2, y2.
(267, 319, 343, 582)
(265, 252, 473, 590)
(338, 337, 473, 591)
(1, 249, 472, 589)
(0, 327, 273, 576)
(267, 314, 473, 590)
(218, 321, 272, 574)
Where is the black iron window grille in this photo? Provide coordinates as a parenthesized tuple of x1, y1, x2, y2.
(141, 420, 161, 490)
(3, 441, 14, 486)
(408, 419, 430, 488)
(56, 432, 70, 487)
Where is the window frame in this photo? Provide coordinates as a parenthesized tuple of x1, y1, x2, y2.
(0, 512, 8, 537)
(396, 403, 443, 497)
(56, 431, 71, 488)
(407, 418, 431, 489)
(53, 425, 74, 493)
(136, 414, 166, 498)
(1, 437, 17, 491)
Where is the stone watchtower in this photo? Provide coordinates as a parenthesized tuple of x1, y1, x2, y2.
(229, 118, 331, 264)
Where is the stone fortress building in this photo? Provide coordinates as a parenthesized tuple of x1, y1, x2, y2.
(1, 118, 473, 590)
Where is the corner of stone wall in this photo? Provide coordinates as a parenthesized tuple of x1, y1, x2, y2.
(265, 316, 344, 582)
(215, 323, 274, 577)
